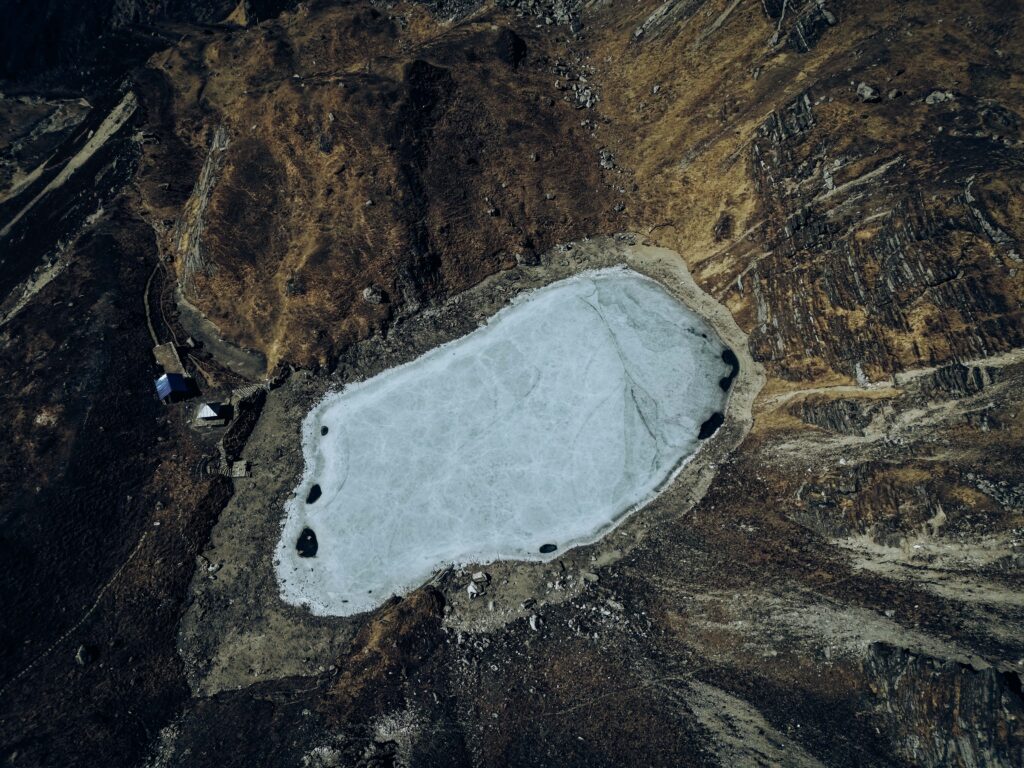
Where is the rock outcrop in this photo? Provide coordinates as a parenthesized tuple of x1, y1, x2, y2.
(865, 643, 1024, 768)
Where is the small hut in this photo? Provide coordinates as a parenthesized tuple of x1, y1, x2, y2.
(229, 460, 251, 478)
(195, 402, 229, 427)
(155, 373, 192, 404)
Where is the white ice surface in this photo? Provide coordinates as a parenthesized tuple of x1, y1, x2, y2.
(276, 267, 731, 615)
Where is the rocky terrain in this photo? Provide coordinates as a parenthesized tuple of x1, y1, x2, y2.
(1, 1, 1022, 766)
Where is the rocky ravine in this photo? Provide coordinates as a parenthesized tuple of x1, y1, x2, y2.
(0, 1, 1022, 767)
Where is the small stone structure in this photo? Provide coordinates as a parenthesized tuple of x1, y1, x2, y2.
(152, 342, 185, 375)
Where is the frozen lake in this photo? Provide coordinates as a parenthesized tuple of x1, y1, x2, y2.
(276, 267, 734, 615)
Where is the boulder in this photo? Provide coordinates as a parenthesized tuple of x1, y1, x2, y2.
(857, 82, 881, 102)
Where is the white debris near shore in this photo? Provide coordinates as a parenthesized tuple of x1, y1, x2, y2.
(276, 267, 731, 616)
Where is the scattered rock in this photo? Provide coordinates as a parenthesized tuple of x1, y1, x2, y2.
(471, 571, 491, 585)
(571, 81, 598, 109)
(925, 89, 955, 104)
(362, 285, 385, 304)
(74, 644, 93, 667)
(599, 148, 616, 169)
(713, 212, 734, 242)
(857, 82, 881, 102)
(303, 744, 343, 768)
(581, 572, 599, 583)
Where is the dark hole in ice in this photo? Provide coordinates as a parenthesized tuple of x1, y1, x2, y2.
(297, 528, 318, 557)
(719, 348, 740, 391)
(321, 426, 329, 436)
(539, 543, 558, 554)
(698, 412, 725, 440)
(306, 484, 322, 504)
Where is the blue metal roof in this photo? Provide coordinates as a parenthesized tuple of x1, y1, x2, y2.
(155, 373, 190, 400)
